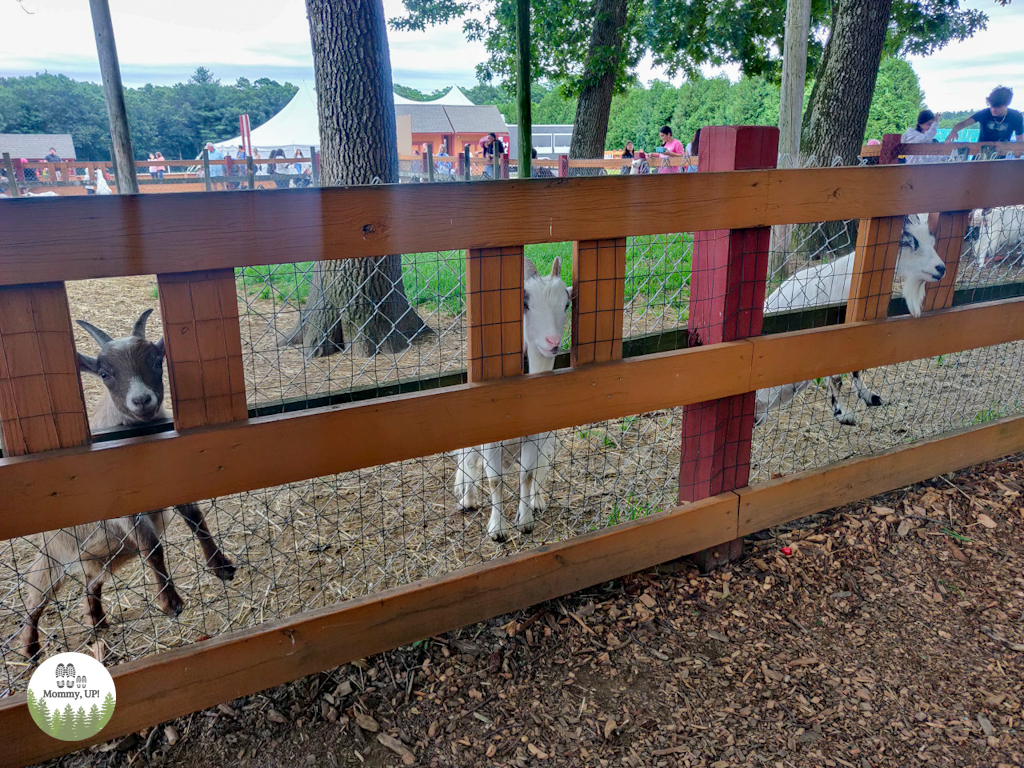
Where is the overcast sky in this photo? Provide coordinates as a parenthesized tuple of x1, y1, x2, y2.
(1, 0, 1021, 112)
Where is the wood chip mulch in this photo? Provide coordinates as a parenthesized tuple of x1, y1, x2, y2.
(50, 458, 1024, 768)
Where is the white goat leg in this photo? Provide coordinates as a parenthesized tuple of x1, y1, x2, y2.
(482, 444, 511, 542)
(454, 447, 482, 510)
(851, 370, 883, 407)
(827, 375, 857, 426)
(529, 432, 555, 512)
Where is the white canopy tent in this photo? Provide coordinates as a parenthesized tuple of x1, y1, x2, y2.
(216, 83, 478, 157)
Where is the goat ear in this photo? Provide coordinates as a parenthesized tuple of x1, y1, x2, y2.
(524, 258, 539, 280)
(76, 319, 112, 346)
(77, 352, 99, 375)
(154, 337, 166, 358)
(550, 256, 561, 278)
(132, 308, 154, 339)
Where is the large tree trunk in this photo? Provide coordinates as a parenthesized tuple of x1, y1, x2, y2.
(295, 0, 430, 358)
(798, 0, 893, 258)
(567, 0, 628, 172)
(802, 0, 893, 165)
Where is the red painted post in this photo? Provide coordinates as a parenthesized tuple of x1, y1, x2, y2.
(500, 152, 509, 179)
(879, 133, 901, 165)
(558, 154, 569, 178)
(679, 125, 779, 571)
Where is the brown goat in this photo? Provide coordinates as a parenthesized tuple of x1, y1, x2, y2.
(18, 310, 235, 660)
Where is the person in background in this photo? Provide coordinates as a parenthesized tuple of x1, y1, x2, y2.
(901, 110, 942, 164)
(252, 148, 263, 175)
(44, 147, 61, 163)
(685, 128, 701, 172)
(945, 86, 1023, 146)
(656, 126, 685, 173)
(435, 143, 451, 176)
(620, 141, 635, 175)
(481, 133, 504, 177)
(206, 143, 225, 178)
(531, 147, 554, 178)
(147, 153, 158, 179)
(294, 149, 307, 174)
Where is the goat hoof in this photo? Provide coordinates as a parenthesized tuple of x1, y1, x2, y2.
(88, 614, 110, 630)
(457, 504, 479, 513)
(488, 529, 510, 543)
(837, 415, 857, 427)
(18, 633, 41, 662)
(211, 559, 236, 581)
(158, 591, 185, 616)
(867, 395, 883, 407)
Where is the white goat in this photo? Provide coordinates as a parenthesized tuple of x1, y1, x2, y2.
(18, 310, 235, 660)
(94, 167, 113, 195)
(757, 214, 945, 426)
(974, 205, 1024, 268)
(454, 257, 572, 542)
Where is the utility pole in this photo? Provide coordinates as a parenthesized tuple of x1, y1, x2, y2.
(89, 0, 138, 193)
(772, 0, 811, 277)
(778, 0, 811, 167)
(515, 0, 531, 179)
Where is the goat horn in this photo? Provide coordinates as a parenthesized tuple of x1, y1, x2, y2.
(524, 258, 539, 280)
(132, 308, 154, 339)
(76, 320, 112, 346)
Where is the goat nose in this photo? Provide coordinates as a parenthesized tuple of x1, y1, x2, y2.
(131, 393, 153, 407)
(936, 263, 946, 277)
(545, 335, 561, 347)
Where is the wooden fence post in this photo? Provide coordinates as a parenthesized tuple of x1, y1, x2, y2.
(920, 210, 970, 313)
(246, 155, 255, 190)
(846, 216, 905, 323)
(0, 283, 91, 455)
(558, 154, 568, 178)
(109, 146, 121, 194)
(2, 153, 20, 198)
(311, 146, 319, 186)
(464, 146, 472, 181)
(571, 238, 625, 367)
(466, 247, 524, 381)
(426, 146, 434, 183)
(679, 125, 779, 572)
(156, 270, 248, 431)
(879, 133, 902, 165)
(202, 149, 212, 192)
(492, 149, 500, 180)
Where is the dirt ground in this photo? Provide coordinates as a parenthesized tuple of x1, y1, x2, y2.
(45, 455, 1024, 768)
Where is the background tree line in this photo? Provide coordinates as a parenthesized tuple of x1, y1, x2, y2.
(0, 67, 296, 160)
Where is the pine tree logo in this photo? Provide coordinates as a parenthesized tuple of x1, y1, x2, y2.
(27, 652, 116, 741)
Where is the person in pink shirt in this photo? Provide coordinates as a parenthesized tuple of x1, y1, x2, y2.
(657, 126, 685, 173)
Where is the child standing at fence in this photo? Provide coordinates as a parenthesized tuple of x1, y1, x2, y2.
(656, 126, 685, 173)
(901, 110, 942, 164)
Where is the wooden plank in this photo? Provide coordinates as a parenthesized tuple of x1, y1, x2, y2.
(466, 246, 523, 381)
(3, 297, 1024, 539)
(0, 283, 90, 455)
(846, 216, 904, 323)
(0, 492, 739, 767)
(920, 210, 970, 313)
(748, 295, 1024, 389)
(570, 238, 625, 367)
(738, 412, 1024, 537)
(900, 142, 1019, 156)
(0, 340, 752, 540)
(2, 163, 1023, 286)
(156, 269, 247, 430)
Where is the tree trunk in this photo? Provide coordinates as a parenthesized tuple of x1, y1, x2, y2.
(802, 0, 893, 165)
(798, 0, 893, 258)
(89, 0, 138, 194)
(567, 0, 628, 172)
(295, 0, 431, 358)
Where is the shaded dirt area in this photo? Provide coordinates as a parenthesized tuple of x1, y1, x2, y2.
(49, 456, 1024, 768)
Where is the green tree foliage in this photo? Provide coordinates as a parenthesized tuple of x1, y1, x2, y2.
(0, 68, 296, 160)
(864, 57, 925, 140)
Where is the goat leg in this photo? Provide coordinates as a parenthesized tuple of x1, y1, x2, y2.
(174, 503, 236, 581)
(827, 375, 857, 426)
(482, 444, 510, 543)
(132, 521, 185, 616)
(453, 447, 481, 511)
(18, 550, 66, 660)
(84, 571, 109, 630)
(851, 370, 883, 407)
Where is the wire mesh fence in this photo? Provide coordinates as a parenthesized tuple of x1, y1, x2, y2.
(3, 155, 1024, 701)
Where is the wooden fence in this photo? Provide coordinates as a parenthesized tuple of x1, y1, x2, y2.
(1, 127, 1023, 765)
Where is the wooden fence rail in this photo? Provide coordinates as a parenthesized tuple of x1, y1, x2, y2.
(0, 146, 1023, 766)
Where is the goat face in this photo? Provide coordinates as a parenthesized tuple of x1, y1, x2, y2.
(896, 215, 945, 318)
(77, 309, 166, 423)
(523, 256, 571, 359)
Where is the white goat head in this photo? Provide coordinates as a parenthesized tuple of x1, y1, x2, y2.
(896, 214, 945, 318)
(77, 309, 166, 423)
(523, 257, 571, 360)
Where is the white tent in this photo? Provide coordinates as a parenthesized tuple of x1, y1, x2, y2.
(215, 80, 320, 158)
(215, 83, 477, 156)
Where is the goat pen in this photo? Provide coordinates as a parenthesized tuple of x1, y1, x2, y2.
(0, 125, 1023, 766)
